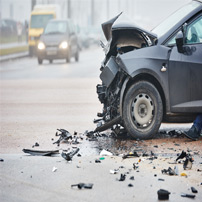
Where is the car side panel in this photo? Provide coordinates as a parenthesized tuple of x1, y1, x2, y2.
(117, 45, 171, 111)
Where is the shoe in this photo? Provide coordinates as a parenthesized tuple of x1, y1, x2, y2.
(184, 125, 200, 141)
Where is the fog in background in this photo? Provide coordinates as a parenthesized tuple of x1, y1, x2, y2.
(0, 0, 191, 33)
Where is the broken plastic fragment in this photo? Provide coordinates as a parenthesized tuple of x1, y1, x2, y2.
(157, 189, 170, 200)
(95, 159, 101, 163)
(181, 193, 195, 198)
(71, 183, 93, 189)
(22, 149, 59, 156)
(52, 167, 57, 172)
(161, 167, 176, 176)
(180, 172, 187, 177)
(191, 187, 198, 193)
(100, 149, 113, 156)
(110, 169, 119, 174)
(122, 151, 139, 159)
(61, 148, 80, 161)
(53, 129, 72, 146)
(118, 174, 126, 181)
(183, 156, 193, 170)
(176, 150, 187, 161)
(174, 165, 179, 175)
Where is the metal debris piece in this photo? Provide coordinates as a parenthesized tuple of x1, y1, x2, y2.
(71, 183, 94, 189)
(53, 129, 72, 146)
(22, 149, 59, 156)
(61, 148, 80, 161)
(181, 193, 195, 198)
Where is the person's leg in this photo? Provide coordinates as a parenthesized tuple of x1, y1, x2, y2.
(194, 114, 202, 132)
(184, 114, 202, 140)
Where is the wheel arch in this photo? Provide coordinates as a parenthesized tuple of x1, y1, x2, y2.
(120, 73, 166, 119)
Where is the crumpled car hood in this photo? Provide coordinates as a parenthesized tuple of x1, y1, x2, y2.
(101, 12, 157, 43)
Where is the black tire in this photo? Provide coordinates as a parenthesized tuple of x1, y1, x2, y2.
(75, 49, 79, 62)
(29, 46, 34, 57)
(122, 80, 163, 139)
(38, 57, 43, 64)
(66, 52, 70, 63)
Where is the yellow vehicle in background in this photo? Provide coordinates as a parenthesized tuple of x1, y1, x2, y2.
(28, 4, 61, 56)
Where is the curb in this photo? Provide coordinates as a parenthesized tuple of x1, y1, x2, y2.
(0, 51, 29, 62)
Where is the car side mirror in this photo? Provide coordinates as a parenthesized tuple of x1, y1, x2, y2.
(175, 31, 184, 53)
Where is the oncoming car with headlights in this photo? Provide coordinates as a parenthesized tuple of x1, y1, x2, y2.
(37, 19, 79, 64)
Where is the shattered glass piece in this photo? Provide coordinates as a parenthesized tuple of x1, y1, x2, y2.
(52, 167, 57, 172)
(100, 149, 113, 156)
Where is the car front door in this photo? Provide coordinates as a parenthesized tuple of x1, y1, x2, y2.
(168, 14, 202, 113)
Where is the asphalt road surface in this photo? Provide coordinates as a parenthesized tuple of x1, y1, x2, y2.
(0, 46, 202, 202)
(0, 46, 103, 153)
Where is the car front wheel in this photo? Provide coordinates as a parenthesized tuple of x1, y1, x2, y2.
(123, 80, 163, 139)
(38, 57, 43, 65)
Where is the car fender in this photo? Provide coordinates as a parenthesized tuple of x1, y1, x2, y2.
(118, 45, 171, 116)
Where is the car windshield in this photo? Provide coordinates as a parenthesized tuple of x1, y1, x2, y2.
(152, 1, 201, 38)
(30, 14, 54, 28)
(44, 21, 67, 34)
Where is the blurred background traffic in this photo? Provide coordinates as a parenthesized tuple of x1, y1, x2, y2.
(0, 0, 191, 60)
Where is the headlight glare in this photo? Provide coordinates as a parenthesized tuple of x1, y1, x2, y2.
(60, 41, 68, 49)
(38, 42, 45, 50)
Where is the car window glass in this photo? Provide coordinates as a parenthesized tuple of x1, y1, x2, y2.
(185, 16, 202, 44)
(152, 1, 200, 38)
(167, 33, 177, 46)
(44, 21, 67, 34)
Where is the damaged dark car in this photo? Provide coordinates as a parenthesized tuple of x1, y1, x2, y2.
(95, 0, 202, 139)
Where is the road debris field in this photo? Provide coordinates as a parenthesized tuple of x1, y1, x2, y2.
(0, 48, 202, 202)
(1, 127, 202, 202)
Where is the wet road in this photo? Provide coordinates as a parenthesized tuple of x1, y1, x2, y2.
(1, 46, 202, 202)
(0, 46, 103, 153)
(0, 45, 196, 154)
